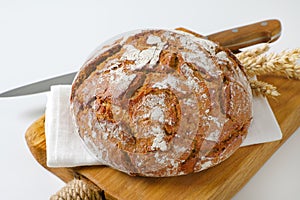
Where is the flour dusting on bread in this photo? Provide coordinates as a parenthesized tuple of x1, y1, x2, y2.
(70, 29, 252, 177)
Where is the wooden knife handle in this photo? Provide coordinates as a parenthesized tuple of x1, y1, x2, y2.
(206, 19, 281, 51)
(176, 19, 281, 51)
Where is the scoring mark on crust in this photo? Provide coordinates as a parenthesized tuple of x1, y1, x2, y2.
(71, 44, 123, 101)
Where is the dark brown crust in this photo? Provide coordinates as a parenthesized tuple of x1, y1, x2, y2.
(70, 29, 252, 177)
(71, 44, 122, 101)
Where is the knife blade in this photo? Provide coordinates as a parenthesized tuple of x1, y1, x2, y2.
(0, 72, 76, 97)
(0, 19, 281, 97)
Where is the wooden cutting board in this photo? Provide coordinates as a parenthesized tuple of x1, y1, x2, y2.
(25, 75, 300, 200)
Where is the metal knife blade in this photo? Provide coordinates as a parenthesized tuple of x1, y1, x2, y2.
(0, 72, 76, 97)
(0, 19, 281, 97)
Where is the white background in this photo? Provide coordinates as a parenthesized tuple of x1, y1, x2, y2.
(0, 0, 299, 199)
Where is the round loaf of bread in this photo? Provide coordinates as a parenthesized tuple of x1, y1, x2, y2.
(70, 29, 253, 177)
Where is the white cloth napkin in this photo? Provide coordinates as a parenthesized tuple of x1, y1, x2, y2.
(45, 85, 282, 167)
(45, 85, 102, 167)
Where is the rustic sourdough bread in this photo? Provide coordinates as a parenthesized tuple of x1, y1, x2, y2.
(70, 29, 252, 177)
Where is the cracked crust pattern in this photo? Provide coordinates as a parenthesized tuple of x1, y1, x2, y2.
(70, 29, 253, 177)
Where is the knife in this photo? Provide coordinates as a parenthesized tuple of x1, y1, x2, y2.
(0, 19, 281, 97)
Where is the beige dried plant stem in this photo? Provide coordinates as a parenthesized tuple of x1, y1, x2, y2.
(237, 44, 300, 97)
(238, 45, 300, 79)
(237, 44, 270, 61)
(249, 80, 280, 97)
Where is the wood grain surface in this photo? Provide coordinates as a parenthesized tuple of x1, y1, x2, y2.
(176, 19, 281, 51)
(25, 75, 300, 200)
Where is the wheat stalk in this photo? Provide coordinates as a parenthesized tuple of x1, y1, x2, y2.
(238, 45, 300, 79)
(249, 80, 280, 97)
(236, 44, 300, 97)
(237, 44, 270, 77)
(237, 44, 270, 61)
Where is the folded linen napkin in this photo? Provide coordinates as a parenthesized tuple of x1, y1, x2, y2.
(45, 85, 282, 167)
(45, 85, 102, 167)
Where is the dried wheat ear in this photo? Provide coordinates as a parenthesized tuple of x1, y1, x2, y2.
(237, 44, 300, 97)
